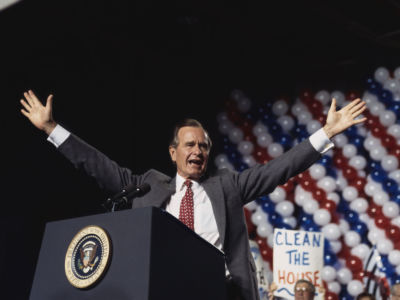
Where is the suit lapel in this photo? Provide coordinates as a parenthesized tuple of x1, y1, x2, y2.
(202, 176, 226, 247)
(149, 177, 176, 208)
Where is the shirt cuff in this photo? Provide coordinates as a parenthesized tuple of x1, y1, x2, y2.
(309, 128, 334, 154)
(47, 124, 71, 148)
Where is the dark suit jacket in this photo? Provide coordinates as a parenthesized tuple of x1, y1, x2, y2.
(57, 134, 321, 300)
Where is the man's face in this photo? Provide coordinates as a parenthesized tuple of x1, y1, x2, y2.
(392, 285, 400, 300)
(294, 282, 314, 300)
(169, 126, 210, 180)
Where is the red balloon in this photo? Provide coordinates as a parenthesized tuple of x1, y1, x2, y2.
(309, 100, 323, 115)
(367, 203, 380, 217)
(382, 135, 396, 148)
(375, 216, 390, 229)
(326, 292, 339, 300)
(386, 225, 400, 243)
(343, 166, 357, 181)
(333, 154, 346, 168)
(280, 180, 294, 193)
(353, 270, 365, 281)
(351, 177, 367, 193)
(347, 90, 361, 101)
(302, 180, 316, 192)
(317, 115, 326, 124)
(346, 255, 363, 272)
(321, 200, 337, 214)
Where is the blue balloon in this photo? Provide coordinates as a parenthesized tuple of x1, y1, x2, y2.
(319, 155, 332, 167)
(371, 169, 386, 183)
(381, 90, 394, 105)
(384, 179, 398, 195)
(345, 211, 359, 224)
(352, 222, 368, 236)
(261, 201, 275, 214)
(324, 250, 337, 266)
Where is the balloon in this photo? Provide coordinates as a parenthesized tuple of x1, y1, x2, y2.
(351, 244, 371, 260)
(315, 90, 331, 105)
(282, 216, 297, 228)
(267, 143, 283, 158)
(374, 67, 390, 83)
(267, 234, 274, 248)
(275, 200, 294, 217)
(297, 111, 312, 125)
(389, 250, 400, 266)
(350, 198, 369, 214)
(269, 187, 286, 203)
(277, 115, 295, 132)
(347, 280, 364, 297)
(257, 132, 273, 148)
(330, 240, 343, 254)
(367, 228, 385, 244)
(237, 96, 252, 113)
(370, 146, 387, 161)
(306, 120, 321, 134)
(237, 141, 254, 156)
(322, 265, 337, 282)
(392, 216, 400, 228)
(272, 100, 288, 116)
(373, 191, 389, 206)
(384, 78, 400, 93)
(389, 170, 400, 184)
(381, 155, 399, 172)
(342, 144, 357, 158)
(380, 110, 397, 127)
(383, 202, 400, 218)
(331, 90, 345, 106)
(313, 208, 332, 226)
(218, 120, 234, 134)
(244, 201, 258, 211)
(228, 127, 244, 144)
(318, 177, 337, 193)
(251, 210, 266, 226)
(388, 124, 400, 139)
(214, 153, 230, 167)
(243, 155, 257, 167)
(364, 181, 381, 197)
(333, 134, 348, 148)
(327, 192, 340, 204)
(309, 164, 326, 180)
(344, 231, 361, 248)
(328, 281, 341, 294)
(370, 102, 385, 116)
(291, 102, 307, 116)
(342, 186, 358, 201)
(252, 122, 268, 136)
(322, 223, 341, 240)
(303, 199, 319, 214)
(339, 219, 350, 234)
(363, 136, 380, 151)
(256, 221, 273, 238)
(349, 155, 367, 170)
(377, 238, 394, 255)
(336, 267, 353, 284)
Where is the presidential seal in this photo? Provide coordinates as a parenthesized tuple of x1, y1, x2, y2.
(65, 225, 111, 288)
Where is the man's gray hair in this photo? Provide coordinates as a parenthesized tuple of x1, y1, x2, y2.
(294, 279, 315, 294)
(169, 118, 212, 150)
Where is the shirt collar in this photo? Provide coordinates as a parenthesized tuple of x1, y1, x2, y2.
(175, 173, 200, 191)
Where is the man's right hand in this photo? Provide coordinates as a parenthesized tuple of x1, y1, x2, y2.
(20, 90, 57, 135)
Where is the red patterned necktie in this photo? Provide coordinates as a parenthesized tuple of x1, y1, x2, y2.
(179, 179, 194, 230)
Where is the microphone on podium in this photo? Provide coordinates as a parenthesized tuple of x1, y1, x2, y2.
(104, 183, 151, 212)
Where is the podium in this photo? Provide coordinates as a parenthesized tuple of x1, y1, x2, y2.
(29, 207, 226, 300)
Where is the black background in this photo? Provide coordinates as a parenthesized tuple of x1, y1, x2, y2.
(2, 0, 400, 298)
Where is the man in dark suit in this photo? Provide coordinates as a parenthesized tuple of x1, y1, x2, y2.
(20, 90, 366, 300)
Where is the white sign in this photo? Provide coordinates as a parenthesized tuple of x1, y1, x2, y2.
(273, 228, 324, 300)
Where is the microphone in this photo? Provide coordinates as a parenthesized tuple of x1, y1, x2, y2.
(104, 183, 151, 210)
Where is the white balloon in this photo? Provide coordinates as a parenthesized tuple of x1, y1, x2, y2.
(257, 132, 273, 148)
(252, 122, 268, 137)
(214, 153, 229, 167)
(350, 198, 369, 214)
(363, 136, 380, 151)
(389, 250, 400, 266)
(315, 90, 331, 105)
(383, 202, 400, 219)
(351, 244, 371, 260)
(306, 120, 321, 134)
(373, 191, 389, 206)
(218, 120, 233, 134)
(392, 216, 400, 228)
(343, 144, 357, 158)
(336, 267, 353, 284)
(297, 111, 312, 125)
(269, 187, 286, 203)
(359, 213, 370, 224)
(267, 234, 274, 248)
(331, 91, 345, 106)
(380, 110, 397, 127)
(272, 100, 288, 116)
(294, 189, 312, 206)
(374, 67, 390, 83)
(396, 265, 400, 276)
(321, 266, 337, 282)
(377, 239, 394, 255)
(244, 201, 258, 211)
(362, 92, 378, 105)
(291, 102, 307, 116)
(327, 281, 341, 294)
(327, 192, 340, 204)
(313, 209, 332, 226)
(251, 210, 266, 226)
(369, 146, 387, 161)
(277, 115, 295, 132)
(282, 216, 297, 228)
(322, 223, 341, 240)
(243, 155, 257, 167)
(364, 181, 381, 197)
(317, 177, 337, 193)
(394, 67, 400, 79)
(384, 78, 400, 93)
(389, 170, 400, 184)
(389, 124, 400, 139)
(347, 280, 364, 297)
(228, 127, 244, 144)
(335, 173, 348, 190)
(342, 186, 359, 201)
(217, 162, 234, 170)
(303, 199, 319, 214)
(217, 112, 229, 123)
(349, 155, 367, 170)
(381, 155, 399, 172)
(344, 231, 361, 248)
(368, 228, 385, 244)
(267, 143, 283, 158)
(309, 164, 326, 180)
(237, 97, 252, 113)
(256, 221, 273, 238)
(333, 134, 348, 148)
(369, 102, 385, 116)
(275, 201, 294, 217)
(339, 219, 350, 234)
(238, 141, 254, 156)
(330, 240, 343, 254)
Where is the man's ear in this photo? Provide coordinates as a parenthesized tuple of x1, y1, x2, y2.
(169, 146, 176, 162)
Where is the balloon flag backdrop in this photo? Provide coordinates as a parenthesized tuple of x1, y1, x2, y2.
(214, 66, 400, 300)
